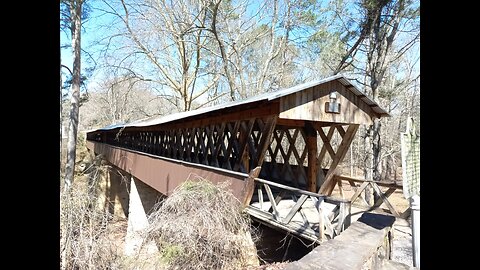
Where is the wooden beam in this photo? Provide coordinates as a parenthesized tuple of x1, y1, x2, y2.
(234, 119, 255, 172)
(254, 116, 278, 168)
(242, 166, 262, 206)
(247, 136, 258, 167)
(258, 186, 264, 210)
(334, 175, 403, 189)
(276, 118, 305, 128)
(199, 127, 208, 165)
(223, 121, 241, 170)
(243, 147, 250, 173)
(264, 183, 280, 220)
(337, 179, 345, 199)
(122, 101, 280, 132)
(349, 181, 370, 204)
(246, 206, 320, 243)
(206, 125, 215, 165)
(317, 126, 337, 159)
(274, 190, 286, 206)
(335, 201, 351, 233)
(319, 124, 360, 195)
(314, 124, 336, 187)
(298, 208, 311, 227)
(400, 208, 411, 219)
(285, 128, 308, 182)
(311, 196, 325, 241)
(336, 125, 346, 137)
(284, 194, 308, 224)
(185, 128, 192, 162)
(370, 187, 397, 209)
(305, 122, 318, 192)
(212, 122, 226, 166)
(371, 183, 400, 216)
(253, 178, 348, 205)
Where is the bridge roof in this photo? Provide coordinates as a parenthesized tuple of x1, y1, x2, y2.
(92, 74, 388, 132)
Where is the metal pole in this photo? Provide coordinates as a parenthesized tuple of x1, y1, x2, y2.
(410, 195, 420, 267)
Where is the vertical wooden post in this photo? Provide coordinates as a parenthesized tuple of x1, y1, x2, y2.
(243, 147, 250, 172)
(335, 200, 351, 234)
(242, 166, 262, 206)
(305, 122, 318, 192)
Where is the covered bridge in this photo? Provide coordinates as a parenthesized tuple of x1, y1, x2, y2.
(86, 74, 389, 242)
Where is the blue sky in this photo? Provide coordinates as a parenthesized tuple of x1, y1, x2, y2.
(60, 0, 419, 97)
(61, 1, 119, 93)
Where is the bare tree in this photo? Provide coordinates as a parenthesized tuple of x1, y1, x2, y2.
(63, 0, 85, 190)
(95, 0, 313, 110)
(359, 0, 419, 184)
(79, 75, 175, 130)
(208, 0, 309, 99)
(98, 0, 225, 112)
(304, 0, 419, 202)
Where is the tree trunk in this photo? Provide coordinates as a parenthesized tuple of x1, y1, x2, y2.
(257, 0, 279, 93)
(372, 119, 382, 181)
(60, 52, 63, 172)
(64, 0, 83, 190)
(362, 128, 373, 206)
(371, 118, 382, 204)
(210, 1, 236, 101)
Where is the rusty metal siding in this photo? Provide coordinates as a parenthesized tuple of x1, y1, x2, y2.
(87, 141, 251, 201)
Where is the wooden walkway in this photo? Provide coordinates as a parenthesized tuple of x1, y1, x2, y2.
(247, 196, 396, 244)
(246, 178, 352, 243)
(283, 212, 405, 270)
(246, 175, 409, 244)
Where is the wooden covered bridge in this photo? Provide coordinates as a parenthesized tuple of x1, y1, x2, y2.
(86, 74, 396, 244)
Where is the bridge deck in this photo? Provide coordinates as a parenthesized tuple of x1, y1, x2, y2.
(248, 197, 385, 243)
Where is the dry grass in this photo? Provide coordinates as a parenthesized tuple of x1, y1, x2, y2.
(137, 177, 259, 270)
(60, 138, 132, 270)
(60, 160, 123, 269)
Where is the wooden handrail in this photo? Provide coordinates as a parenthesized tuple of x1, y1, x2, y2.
(250, 177, 352, 242)
(334, 175, 403, 189)
(254, 177, 350, 204)
(333, 174, 410, 219)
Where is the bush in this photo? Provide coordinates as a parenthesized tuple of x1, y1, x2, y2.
(60, 157, 124, 270)
(142, 177, 258, 270)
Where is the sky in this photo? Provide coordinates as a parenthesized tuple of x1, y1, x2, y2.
(61, 1, 118, 94)
(60, 0, 267, 98)
(60, 0, 420, 98)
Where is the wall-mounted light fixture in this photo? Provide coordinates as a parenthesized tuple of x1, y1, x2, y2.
(325, 91, 341, 113)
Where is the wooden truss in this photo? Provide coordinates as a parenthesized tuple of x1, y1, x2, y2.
(105, 115, 278, 175)
(94, 112, 359, 197)
(314, 123, 359, 196)
(255, 121, 359, 196)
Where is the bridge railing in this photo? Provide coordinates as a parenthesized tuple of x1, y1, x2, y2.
(246, 178, 351, 243)
(332, 175, 410, 219)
